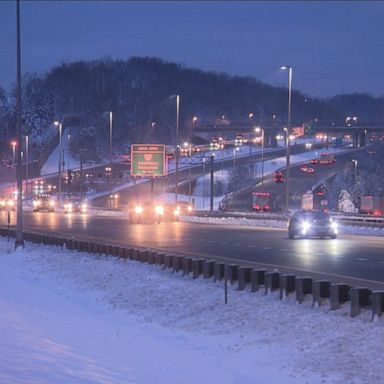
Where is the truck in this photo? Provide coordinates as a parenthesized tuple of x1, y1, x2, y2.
(360, 195, 384, 215)
(319, 152, 336, 165)
(301, 186, 328, 211)
(301, 192, 313, 210)
(252, 192, 270, 212)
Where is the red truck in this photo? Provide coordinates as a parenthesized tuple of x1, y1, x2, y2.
(360, 195, 384, 215)
(252, 192, 270, 212)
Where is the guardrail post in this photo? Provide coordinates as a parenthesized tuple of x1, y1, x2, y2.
(214, 263, 225, 282)
(172, 255, 184, 272)
(350, 287, 371, 318)
(154, 252, 165, 266)
(164, 254, 174, 269)
(139, 250, 148, 263)
(330, 283, 350, 310)
(183, 257, 193, 276)
(237, 267, 252, 291)
(295, 277, 312, 304)
(279, 274, 296, 300)
(265, 271, 280, 294)
(192, 259, 204, 279)
(225, 264, 239, 285)
(203, 260, 215, 279)
(371, 291, 384, 321)
(147, 251, 155, 264)
(312, 280, 330, 307)
(251, 269, 266, 292)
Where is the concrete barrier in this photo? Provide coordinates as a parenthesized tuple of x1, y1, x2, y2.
(295, 277, 312, 304)
(214, 263, 225, 282)
(203, 260, 215, 279)
(371, 291, 384, 321)
(265, 271, 280, 294)
(192, 259, 204, 279)
(251, 269, 266, 292)
(172, 255, 184, 272)
(312, 280, 331, 307)
(350, 287, 371, 318)
(131, 249, 140, 261)
(225, 264, 239, 285)
(330, 283, 351, 310)
(237, 267, 252, 291)
(279, 274, 296, 300)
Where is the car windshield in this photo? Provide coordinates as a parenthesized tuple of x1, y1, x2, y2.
(296, 211, 330, 221)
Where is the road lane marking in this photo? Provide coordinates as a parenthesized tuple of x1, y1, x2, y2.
(263, 247, 271, 250)
(356, 258, 368, 261)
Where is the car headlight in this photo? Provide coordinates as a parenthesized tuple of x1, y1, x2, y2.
(49, 200, 55, 206)
(8, 200, 14, 207)
(65, 203, 72, 212)
(81, 203, 87, 211)
(155, 205, 164, 215)
(135, 206, 143, 214)
(174, 209, 180, 216)
(331, 221, 338, 231)
(187, 206, 192, 212)
(301, 221, 311, 230)
(33, 200, 41, 207)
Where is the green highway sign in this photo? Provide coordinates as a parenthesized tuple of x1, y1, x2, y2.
(131, 144, 166, 177)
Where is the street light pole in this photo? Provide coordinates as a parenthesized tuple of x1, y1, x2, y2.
(109, 111, 113, 163)
(173, 95, 180, 202)
(54, 121, 63, 206)
(281, 65, 293, 213)
(15, 0, 24, 249)
(261, 129, 265, 189)
(25, 135, 28, 200)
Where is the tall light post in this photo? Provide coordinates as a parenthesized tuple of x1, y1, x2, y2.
(25, 135, 28, 199)
(183, 142, 193, 204)
(54, 121, 63, 206)
(281, 65, 293, 213)
(255, 127, 265, 188)
(171, 94, 180, 202)
(190, 116, 197, 142)
(233, 146, 239, 171)
(15, 0, 24, 248)
(109, 111, 113, 162)
(352, 159, 358, 183)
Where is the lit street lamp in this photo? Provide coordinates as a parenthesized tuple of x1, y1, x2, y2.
(352, 159, 358, 181)
(281, 65, 293, 212)
(54, 121, 63, 206)
(109, 111, 113, 162)
(25, 135, 28, 199)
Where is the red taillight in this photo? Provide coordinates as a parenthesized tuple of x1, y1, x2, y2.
(264, 205, 270, 211)
(317, 192, 325, 196)
(373, 210, 382, 216)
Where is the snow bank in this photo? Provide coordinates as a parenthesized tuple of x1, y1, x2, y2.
(0, 237, 383, 383)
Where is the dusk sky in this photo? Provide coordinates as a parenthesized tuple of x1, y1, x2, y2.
(1, 1, 383, 98)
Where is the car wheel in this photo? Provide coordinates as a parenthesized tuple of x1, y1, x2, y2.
(288, 231, 295, 239)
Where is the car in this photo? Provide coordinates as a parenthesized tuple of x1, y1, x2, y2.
(0, 196, 15, 211)
(33, 195, 55, 212)
(310, 158, 319, 165)
(64, 198, 88, 214)
(300, 165, 315, 174)
(128, 201, 164, 224)
(288, 210, 337, 239)
(274, 171, 284, 183)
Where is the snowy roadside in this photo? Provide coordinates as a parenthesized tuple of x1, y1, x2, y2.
(0, 237, 383, 384)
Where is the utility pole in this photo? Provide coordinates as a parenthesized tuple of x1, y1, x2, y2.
(15, 0, 24, 249)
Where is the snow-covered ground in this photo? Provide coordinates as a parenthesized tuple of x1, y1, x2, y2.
(1, 236, 383, 384)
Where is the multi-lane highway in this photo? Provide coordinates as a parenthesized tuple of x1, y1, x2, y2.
(2, 210, 384, 289)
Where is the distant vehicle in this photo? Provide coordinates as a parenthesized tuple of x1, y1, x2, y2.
(0, 196, 15, 211)
(210, 136, 224, 150)
(309, 158, 319, 165)
(163, 202, 193, 221)
(300, 165, 315, 174)
(128, 201, 163, 224)
(235, 133, 246, 146)
(252, 192, 270, 212)
(33, 195, 55, 212)
(64, 198, 87, 214)
(319, 153, 336, 165)
(360, 195, 384, 216)
(274, 171, 284, 183)
(288, 210, 337, 239)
